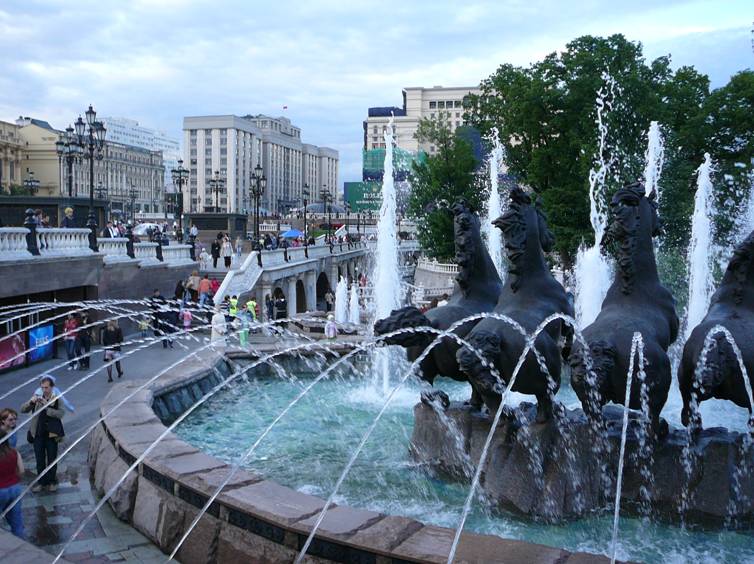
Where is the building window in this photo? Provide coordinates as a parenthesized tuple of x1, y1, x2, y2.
(456, 112, 460, 118)
(430, 113, 435, 119)
(454, 100, 462, 108)
(437, 101, 445, 109)
(429, 101, 436, 109)
(373, 126, 377, 134)
(456, 121, 460, 127)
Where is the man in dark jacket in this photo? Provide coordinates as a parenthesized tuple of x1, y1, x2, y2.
(149, 289, 173, 348)
(210, 239, 221, 269)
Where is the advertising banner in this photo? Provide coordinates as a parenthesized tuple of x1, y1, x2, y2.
(0, 334, 25, 370)
(28, 324, 54, 364)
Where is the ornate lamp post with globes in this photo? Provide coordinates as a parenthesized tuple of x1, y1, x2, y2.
(171, 159, 189, 241)
(302, 183, 309, 257)
(250, 164, 267, 243)
(73, 105, 106, 251)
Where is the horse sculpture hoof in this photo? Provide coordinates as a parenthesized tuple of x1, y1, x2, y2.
(421, 390, 450, 411)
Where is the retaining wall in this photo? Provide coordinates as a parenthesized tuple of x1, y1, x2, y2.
(88, 353, 614, 563)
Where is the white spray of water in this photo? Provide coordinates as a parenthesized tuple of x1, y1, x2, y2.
(574, 73, 615, 328)
(484, 128, 506, 280)
(348, 283, 360, 325)
(643, 121, 665, 199)
(372, 117, 402, 392)
(685, 153, 717, 338)
(334, 276, 349, 324)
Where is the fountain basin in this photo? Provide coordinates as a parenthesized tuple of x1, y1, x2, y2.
(88, 353, 609, 563)
(412, 402, 754, 526)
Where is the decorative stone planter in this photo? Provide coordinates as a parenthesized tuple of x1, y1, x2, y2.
(89, 354, 616, 563)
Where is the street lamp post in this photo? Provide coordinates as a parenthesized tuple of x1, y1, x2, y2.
(209, 170, 225, 213)
(171, 159, 189, 241)
(55, 125, 83, 199)
(23, 171, 40, 195)
(345, 202, 352, 248)
(250, 164, 267, 244)
(74, 105, 106, 251)
(302, 183, 309, 257)
(321, 186, 332, 243)
(128, 185, 138, 225)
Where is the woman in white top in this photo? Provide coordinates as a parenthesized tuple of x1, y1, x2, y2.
(211, 308, 228, 345)
(221, 236, 233, 269)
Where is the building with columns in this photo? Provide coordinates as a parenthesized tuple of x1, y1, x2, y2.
(0, 120, 24, 193)
(13, 118, 164, 217)
(182, 114, 338, 215)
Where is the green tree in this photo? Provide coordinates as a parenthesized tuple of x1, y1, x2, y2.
(466, 34, 712, 266)
(408, 115, 481, 261)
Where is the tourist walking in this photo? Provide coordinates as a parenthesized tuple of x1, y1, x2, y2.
(211, 238, 221, 269)
(235, 236, 243, 261)
(150, 289, 173, 348)
(101, 319, 124, 382)
(75, 313, 92, 369)
(265, 295, 274, 322)
(180, 307, 193, 333)
(211, 308, 228, 345)
(325, 290, 334, 312)
(61, 207, 75, 228)
(235, 305, 251, 347)
(0, 428, 24, 538)
(186, 270, 201, 302)
(0, 408, 18, 448)
(221, 235, 233, 269)
(198, 274, 212, 307)
(63, 313, 79, 370)
(21, 375, 65, 492)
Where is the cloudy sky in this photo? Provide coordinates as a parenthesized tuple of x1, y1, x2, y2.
(1, 1, 751, 185)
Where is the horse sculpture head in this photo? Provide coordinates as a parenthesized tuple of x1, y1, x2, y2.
(452, 199, 495, 297)
(493, 186, 554, 292)
(719, 229, 754, 306)
(601, 182, 660, 294)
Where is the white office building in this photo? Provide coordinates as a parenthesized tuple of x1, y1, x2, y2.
(100, 117, 181, 190)
(364, 85, 481, 154)
(182, 114, 338, 215)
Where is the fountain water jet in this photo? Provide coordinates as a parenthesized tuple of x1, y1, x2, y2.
(483, 127, 506, 280)
(643, 121, 665, 200)
(334, 275, 348, 323)
(574, 74, 616, 328)
(685, 153, 717, 338)
(349, 282, 360, 324)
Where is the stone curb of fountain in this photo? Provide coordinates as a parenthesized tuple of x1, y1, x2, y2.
(0, 529, 74, 564)
(88, 352, 618, 564)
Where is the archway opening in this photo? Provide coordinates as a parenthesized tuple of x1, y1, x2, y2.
(316, 272, 331, 312)
(296, 280, 306, 313)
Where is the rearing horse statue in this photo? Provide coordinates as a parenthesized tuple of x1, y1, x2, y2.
(374, 200, 503, 407)
(679, 230, 754, 431)
(570, 182, 679, 437)
(457, 186, 573, 422)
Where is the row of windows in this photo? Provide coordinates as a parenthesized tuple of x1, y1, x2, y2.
(429, 100, 463, 109)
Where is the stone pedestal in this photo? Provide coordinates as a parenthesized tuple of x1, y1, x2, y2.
(410, 402, 754, 526)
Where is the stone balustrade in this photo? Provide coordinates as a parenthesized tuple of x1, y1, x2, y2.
(37, 228, 93, 256)
(417, 256, 458, 274)
(134, 242, 161, 265)
(97, 237, 133, 264)
(0, 227, 32, 260)
(161, 244, 195, 266)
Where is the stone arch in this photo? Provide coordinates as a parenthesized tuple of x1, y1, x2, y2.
(296, 280, 306, 313)
(316, 272, 331, 311)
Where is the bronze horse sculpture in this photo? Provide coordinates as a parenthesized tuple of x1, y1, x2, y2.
(679, 230, 754, 432)
(456, 186, 573, 422)
(570, 182, 679, 437)
(373, 200, 503, 407)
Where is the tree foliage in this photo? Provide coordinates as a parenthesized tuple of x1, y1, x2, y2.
(407, 116, 481, 261)
(465, 34, 751, 266)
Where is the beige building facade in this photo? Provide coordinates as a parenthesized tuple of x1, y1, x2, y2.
(183, 114, 338, 215)
(13, 119, 164, 215)
(0, 120, 24, 192)
(364, 85, 481, 154)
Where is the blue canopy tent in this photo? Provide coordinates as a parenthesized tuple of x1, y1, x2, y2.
(281, 229, 303, 238)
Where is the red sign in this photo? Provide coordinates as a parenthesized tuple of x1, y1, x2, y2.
(0, 334, 26, 370)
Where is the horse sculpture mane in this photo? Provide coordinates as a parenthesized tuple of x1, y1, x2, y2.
(453, 200, 483, 297)
(496, 186, 554, 293)
(601, 182, 659, 295)
(724, 230, 754, 305)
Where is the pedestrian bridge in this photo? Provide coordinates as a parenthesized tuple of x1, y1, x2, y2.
(216, 239, 422, 318)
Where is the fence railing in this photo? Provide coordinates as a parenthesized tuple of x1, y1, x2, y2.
(416, 257, 458, 274)
(97, 237, 132, 264)
(161, 244, 194, 265)
(0, 228, 32, 260)
(37, 228, 93, 256)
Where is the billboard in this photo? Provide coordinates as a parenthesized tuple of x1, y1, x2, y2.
(28, 324, 54, 364)
(0, 334, 25, 370)
(344, 181, 382, 212)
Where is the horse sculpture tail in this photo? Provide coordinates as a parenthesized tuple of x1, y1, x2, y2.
(570, 339, 615, 421)
(373, 306, 434, 348)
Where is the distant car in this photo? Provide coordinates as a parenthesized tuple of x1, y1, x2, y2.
(132, 222, 163, 236)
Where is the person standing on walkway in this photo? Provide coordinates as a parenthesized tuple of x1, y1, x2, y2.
(211, 237, 221, 269)
(265, 295, 274, 322)
(198, 274, 212, 308)
(61, 207, 75, 228)
(211, 307, 227, 345)
(0, 428, 24, 538)
(21, 376, 64, 492)
(63, 313, 79, 370)
(0, 409, 18, 449)
(186, 270, 201, 302)
(101, 319, 124, 382)
(221, 235, 233, 269)
(150, 289, 173, 349)
(75, 313, 92, 370)
(235, 236, 243, 262)
(235, 305, 251, 347)
(325, 290, 334, 312)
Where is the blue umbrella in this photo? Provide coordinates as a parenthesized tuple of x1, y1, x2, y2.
(281, 229, 303, 238)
